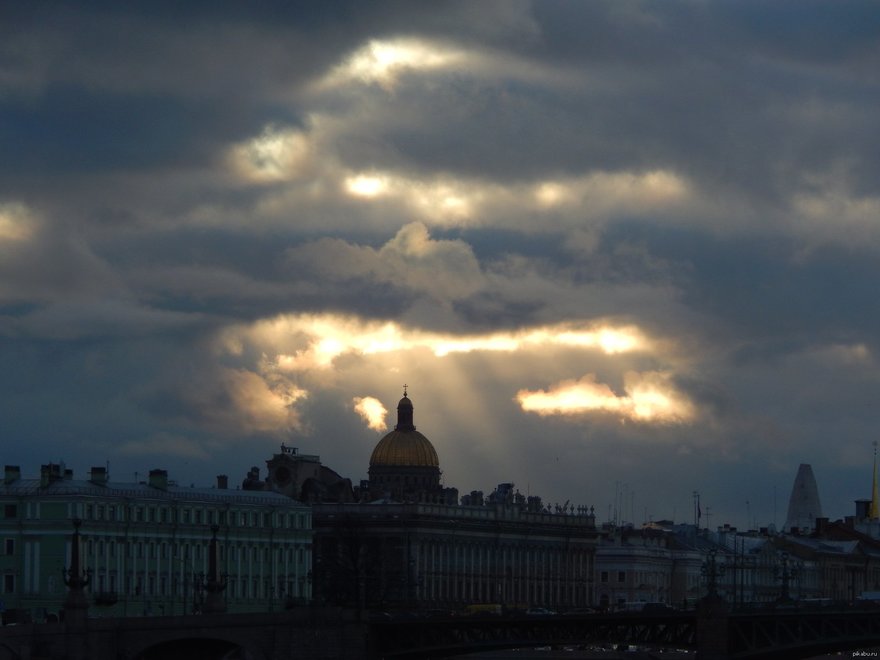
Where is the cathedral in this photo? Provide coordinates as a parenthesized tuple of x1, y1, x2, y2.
(366, 388, 458, 504)
(303, 388, 598, 611)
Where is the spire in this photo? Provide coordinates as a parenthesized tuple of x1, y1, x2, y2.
(871, 442, 879, 520)
(395, 386, 415, 431)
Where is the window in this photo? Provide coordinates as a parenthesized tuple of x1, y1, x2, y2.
(617, 571, 626, 583)
(600, 571, 608, 583)
(4, 539, 13, 556)
(3, 574, 14, 593)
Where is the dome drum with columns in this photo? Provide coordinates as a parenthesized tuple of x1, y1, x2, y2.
(367, 388, 455, 504)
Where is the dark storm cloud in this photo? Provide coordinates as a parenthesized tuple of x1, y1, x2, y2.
(0, 85, 256, 174)
(601, 222, 880, 351)
(2, 1, 880, 528)
(330, 1, 880, 208)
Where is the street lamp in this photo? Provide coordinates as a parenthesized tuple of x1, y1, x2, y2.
(775, 552, 798, 604)
(701, 549, 726, 599)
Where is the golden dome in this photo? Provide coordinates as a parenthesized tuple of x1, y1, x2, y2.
(369, 429, 439, 468)
(368, 390, 440, 468)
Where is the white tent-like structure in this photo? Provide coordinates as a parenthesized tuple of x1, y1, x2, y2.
(783, 463, 823, 534)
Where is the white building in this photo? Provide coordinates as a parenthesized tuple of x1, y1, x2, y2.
(0, 462, 312, 621)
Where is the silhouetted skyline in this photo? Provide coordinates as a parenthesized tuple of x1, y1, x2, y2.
(2, 1, 878, 529)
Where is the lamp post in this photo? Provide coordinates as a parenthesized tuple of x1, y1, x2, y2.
(701, 549, 726, 599)
(775, 552, 798, 604)
(200, 525, 228, 614)
(62, 519, 93, 620)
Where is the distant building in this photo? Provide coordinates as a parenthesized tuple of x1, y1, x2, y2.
(595, 525, 702, 609)
(783, 463, 823, 534)
(243, 444, 354, 504)
(0, 463, 312, 621)
(308, 389, 600, 611)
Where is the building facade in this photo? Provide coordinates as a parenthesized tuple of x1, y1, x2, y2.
(310, 390, 600, 612)
(595, 526, 702, 609)
(313, 500, 598, 611)
(0, 463, 312, 621)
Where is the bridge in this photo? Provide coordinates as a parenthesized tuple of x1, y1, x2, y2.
(2, 603, 880, 659)
(371, 604, 880, 659)
(0, 607, 367, 660)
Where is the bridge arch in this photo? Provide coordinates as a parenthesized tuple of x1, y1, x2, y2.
(0, 642, 19, 660)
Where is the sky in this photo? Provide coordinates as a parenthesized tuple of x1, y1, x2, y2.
(2, 1, 880, 531)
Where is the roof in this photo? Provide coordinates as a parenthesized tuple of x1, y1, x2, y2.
(368, 390, 440, 468)
(369, 429, 439, 467)
(0, 478, 306, 507)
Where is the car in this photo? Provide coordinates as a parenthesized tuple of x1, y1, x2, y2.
(525, 607, 557, 616)
(563, 607, 597, 616)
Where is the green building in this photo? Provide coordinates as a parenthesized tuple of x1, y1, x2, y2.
(0, 462, 312, 621)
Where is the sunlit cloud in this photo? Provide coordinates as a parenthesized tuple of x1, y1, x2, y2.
(284, 221, 484, 300)
(533, 170, 691, 212)
(353, 396, 388, 431)
(320, 37, 468, 90)
(516, 371, 696, 425)
(342, 170, 483, 223)
(221, 313, 652, 373)
(228, 124, 312, 183)
(337, 167, 691, 227)
(195, 367, 309, 435)
(345, 174, 389, 198)
(0, 202, 35, 241)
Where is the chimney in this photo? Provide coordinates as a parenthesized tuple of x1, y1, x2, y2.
(815, 517, 829, 536)
(217, 475, 228, 490)
(4, 465, 20, 485)
(64, 469, 73, 480)
(89, 466, 108, 486)
(40, 463, 63, 488)
(148, 469, 168, 490)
